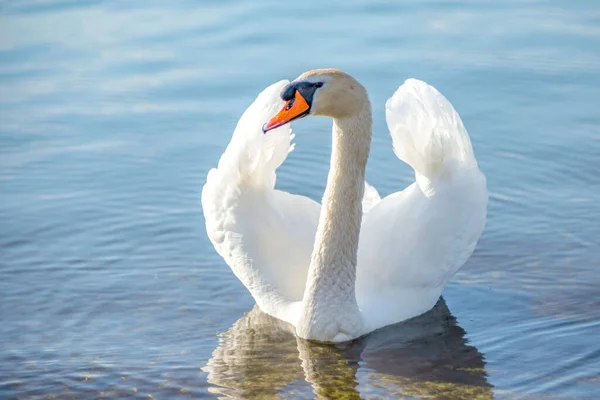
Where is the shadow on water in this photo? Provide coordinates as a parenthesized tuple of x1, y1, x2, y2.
(204, 298, 492, 399)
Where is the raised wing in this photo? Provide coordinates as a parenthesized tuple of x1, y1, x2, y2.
(356, 79, 488, 332)
(202, 81, 318, 323)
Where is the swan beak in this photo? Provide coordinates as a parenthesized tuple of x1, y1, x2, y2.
(262, 90, 310, 133)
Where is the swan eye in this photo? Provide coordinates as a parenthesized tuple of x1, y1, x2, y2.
(285, 97, 295, 111)
(314, 82, 324, 88)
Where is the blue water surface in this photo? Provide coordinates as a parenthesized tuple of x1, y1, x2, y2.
(1, 1, 599, 398)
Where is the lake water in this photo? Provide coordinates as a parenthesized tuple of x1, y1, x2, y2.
(1, 1, 599, 399)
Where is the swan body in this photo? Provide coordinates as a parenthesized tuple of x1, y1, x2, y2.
(202, 69, 487, 342)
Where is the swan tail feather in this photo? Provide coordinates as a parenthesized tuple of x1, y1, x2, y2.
(385, 79, 476, 180)
(362, 181, 381, 214)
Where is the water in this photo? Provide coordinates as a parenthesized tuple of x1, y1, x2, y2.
(1, 1, 599, 398)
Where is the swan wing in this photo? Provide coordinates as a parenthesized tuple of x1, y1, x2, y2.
(202, 81, 317, 323)
(357, 79, 488, 331)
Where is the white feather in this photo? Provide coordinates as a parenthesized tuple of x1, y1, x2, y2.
(202, 77, 487, 340)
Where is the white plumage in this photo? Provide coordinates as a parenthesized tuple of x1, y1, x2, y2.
(202, 71, 487, 342)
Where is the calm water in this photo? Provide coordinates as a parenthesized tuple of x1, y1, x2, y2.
(1, 1, 599, 399)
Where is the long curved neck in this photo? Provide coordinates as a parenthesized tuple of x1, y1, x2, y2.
(298, 104, 372, 340)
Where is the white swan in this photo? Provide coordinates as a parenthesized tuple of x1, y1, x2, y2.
(202, 69, 487, 342)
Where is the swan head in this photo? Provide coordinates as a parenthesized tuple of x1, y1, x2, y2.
(263, 68, 368, 132)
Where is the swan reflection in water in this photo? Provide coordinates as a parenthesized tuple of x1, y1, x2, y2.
(203, 298, 492, 399)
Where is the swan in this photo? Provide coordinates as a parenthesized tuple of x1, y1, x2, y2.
(202, 69, 487, 342)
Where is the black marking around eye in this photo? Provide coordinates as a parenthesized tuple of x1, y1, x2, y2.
(281, 81, 323, 103)
(285, 97, 295, 110)
(281, 85, 296, 101)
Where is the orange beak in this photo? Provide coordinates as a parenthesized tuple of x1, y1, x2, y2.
(262, 90, 310, 133)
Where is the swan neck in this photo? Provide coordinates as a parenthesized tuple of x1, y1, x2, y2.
(298, 103, 372, 340)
